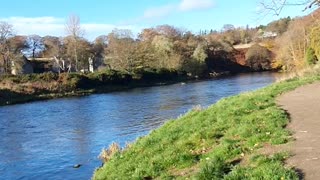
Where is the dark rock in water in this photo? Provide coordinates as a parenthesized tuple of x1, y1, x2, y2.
(73, 164, 81, 168)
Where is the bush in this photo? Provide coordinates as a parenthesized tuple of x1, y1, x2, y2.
(57, 73, 89, 90)
(305, 47, 318, 65)
(88, 70, 133, 85)
(245, 44, 272, 71)
(37, 72, 59, 82)
(134, 68, 178, 82)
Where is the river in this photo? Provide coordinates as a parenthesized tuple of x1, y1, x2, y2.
(0, 72, 280, 180)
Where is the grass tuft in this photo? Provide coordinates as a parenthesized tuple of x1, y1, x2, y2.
(98, 142, 121, 163)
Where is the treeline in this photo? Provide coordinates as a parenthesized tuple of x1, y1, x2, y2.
(1, 11, 316, 79)
(272, 9, 320, 70)
(0, 15, 288, 78)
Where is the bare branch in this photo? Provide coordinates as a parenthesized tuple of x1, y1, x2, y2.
(0, 22, 14, 43)
(303, 0, 320, 11)
(65, 14, 84, 38)
(260, 0, 320, 16)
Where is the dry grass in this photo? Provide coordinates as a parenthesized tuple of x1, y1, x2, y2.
(98, 142, 121, 163)
(276, 64, 320, 82)
(191, 104, 204, 112)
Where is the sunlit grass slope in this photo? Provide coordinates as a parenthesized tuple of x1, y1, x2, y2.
(93, 75, 320, 180)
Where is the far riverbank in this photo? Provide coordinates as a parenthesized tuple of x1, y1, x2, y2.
(0, 70, 240, 106)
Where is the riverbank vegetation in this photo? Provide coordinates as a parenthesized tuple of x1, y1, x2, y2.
(1, 11, 319, 106)
(0, 69, 194, 105)
(0, 12, 300, 105)
(1, 9, 319, 105)
(93, 67, 320, 179)
(0, 15, 276, 105)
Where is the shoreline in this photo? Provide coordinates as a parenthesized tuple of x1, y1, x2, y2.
(93, 74, 320, 179)
(0, 71, 239, 107)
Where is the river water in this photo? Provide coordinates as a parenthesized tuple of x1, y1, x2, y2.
(0, 72, 280, 180)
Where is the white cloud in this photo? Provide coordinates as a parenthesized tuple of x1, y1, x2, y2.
(1, 16, 64, 24)
(0, 16, 141, 40)
(179, 0, 215, 11)
(0, 16, 64, 38)
(143, 4, 176, 19)
(141, 0, 215, 21)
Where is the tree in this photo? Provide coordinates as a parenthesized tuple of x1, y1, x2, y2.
(41, 36, 71, 73)
(64, 36, 92, 72)
(106, 29, 138, 72)
(310, 25, 320, 59)
(0, 21, 14, 74)
(245, 44, 272, 71)
(65, 14, 84, 71)
(8, 36, 28, 54)
(273, 11, 320, 70)
(305, 47, 317, 65)
(188, 44, 208, 75)
(154, 25, 183, 39)
(42, 36, 64, 58)
(93, 35, 107, 57)
(222, 24, 235, 32)
(138, 28, 159, 41)
(27, 35, 44, 58)
(92, 35, 108, 69)
(265, 17, 291, 35)
(152, 35, 175, 69)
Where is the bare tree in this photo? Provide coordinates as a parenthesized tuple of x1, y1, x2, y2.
(65, 14, 84, 37)
(65, 14, 84, 71)
(0, 21, 14, 74)
(27, 35, 44, 58)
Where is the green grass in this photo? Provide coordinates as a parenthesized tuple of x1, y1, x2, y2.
(93, 75, 320, 180)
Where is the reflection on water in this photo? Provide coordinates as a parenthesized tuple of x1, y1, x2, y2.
(0, 72, 280, 180)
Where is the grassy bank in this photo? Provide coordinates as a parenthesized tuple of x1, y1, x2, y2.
(93, 74, 320, 179)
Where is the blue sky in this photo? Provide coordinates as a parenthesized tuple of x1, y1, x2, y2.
(0, 0, 313, 40)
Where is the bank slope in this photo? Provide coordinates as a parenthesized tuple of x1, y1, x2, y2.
(93, 75, 320, 180)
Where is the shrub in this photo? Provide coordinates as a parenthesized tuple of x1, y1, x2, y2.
(134, 68, 178, 82)
(305, 47, 318, 65)
(88, 70, 133, 85)
(245, 44, 272, 71)
(57, 73, 89, 90)
(37, 72, 59, 82)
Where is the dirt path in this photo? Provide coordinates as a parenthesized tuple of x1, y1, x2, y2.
(278, 82, 320, 180)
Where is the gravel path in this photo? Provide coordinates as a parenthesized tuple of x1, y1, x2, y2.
(278, 82, 320, 180)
